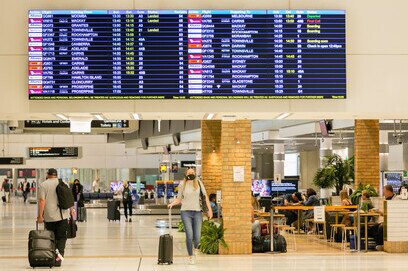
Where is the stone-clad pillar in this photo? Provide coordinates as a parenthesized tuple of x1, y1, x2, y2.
(201, 120, 222, 195)
(219, 120, 252, 254)
(354, 120, 380, 190)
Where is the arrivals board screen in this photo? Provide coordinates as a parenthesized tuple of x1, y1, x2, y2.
(29, 147, 79, 158)
(28, 10, 346, 100)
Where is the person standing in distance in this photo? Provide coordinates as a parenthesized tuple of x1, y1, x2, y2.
(92, 178, 100, 193)
(22, 179, 31, 203)
(168, 168, 212, 265)
(116, 181, 133, 222)
(2, 179, 11, 203)
(37, 169, 75, 267)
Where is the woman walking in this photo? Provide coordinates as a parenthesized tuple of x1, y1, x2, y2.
(168, 168, 212, 264)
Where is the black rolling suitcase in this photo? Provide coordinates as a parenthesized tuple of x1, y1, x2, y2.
(107, 200, 120, 221)
(67, 215, 77, 239)
(77, 207, 87, 222)
(28, 222, 56, 268)
(158, 209, 173, 265)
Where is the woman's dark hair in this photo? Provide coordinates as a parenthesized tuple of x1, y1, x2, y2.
(306, 188, 317, 197)
(74, 179, 80, 183)
(209, 193, 216, 201)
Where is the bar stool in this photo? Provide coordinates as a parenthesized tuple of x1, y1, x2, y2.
(342, 226, 357, 250)
(329, 224, 345, 246)
(279, 225, 297, 251)
(313, 221, 327, 239)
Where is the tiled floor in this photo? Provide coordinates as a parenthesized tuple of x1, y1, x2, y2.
(2, 199, 408, 270)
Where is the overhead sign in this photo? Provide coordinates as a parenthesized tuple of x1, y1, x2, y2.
(180, 161, 196, 168)
(24, 120, 129, 129)
(0, 157, 24, 165)
(29, 147, 79, 158)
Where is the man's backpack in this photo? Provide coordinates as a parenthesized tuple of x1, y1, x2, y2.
(56, 180, 75, 210)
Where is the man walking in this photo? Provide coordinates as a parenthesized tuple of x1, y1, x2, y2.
(37, 169, 75, 267)
(2, 179, 11, 203)
(23, 179, 30, 203)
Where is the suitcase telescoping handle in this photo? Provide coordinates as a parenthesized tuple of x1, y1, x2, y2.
(168, 207, 172, 233)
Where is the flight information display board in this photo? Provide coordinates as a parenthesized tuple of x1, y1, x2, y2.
(29, 147, 79, 158)
(28, 10, 346, 99)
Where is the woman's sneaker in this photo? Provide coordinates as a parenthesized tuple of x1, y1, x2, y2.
(129, 218, 132, 222)
(188, 256, 196, 265)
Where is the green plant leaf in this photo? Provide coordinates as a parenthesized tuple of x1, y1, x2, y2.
(200, 220, 227, 254)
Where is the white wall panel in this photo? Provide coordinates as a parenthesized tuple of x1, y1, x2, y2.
(386, 201, 408, 242)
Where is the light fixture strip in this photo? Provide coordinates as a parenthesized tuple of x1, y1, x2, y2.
(55, 113, 68, 121)
(206, 113, 215, 120)
(132, 113, 140, 120)
(276, 112, 291, 120)
(94, 114, 105, 121)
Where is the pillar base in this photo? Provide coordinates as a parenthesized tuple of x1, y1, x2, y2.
(384, 241, 408, 253)
(219, 241, 251, 255)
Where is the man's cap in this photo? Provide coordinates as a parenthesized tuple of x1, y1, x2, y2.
(47, 168, 58, 176)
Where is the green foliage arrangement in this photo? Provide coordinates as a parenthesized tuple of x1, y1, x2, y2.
(200, 220, 228, 254)
(313, 154, 355, 195)
(177, 220, 185, 232)
(350, 184, 378, 205)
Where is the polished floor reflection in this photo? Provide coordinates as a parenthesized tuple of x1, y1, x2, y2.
(1, 200, 408, 270)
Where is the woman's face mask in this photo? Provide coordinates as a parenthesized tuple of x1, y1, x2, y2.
(186, 174, 196, 180)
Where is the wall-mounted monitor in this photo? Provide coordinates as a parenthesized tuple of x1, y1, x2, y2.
(28, 10, 346, 100)
(385, 172, 403, 194)
(271, 180, 298, 195)
(251, 179, 272, 197)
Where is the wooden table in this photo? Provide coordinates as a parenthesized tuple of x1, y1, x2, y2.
(273, 205, 358, 232)
(351, 212, 380, 251)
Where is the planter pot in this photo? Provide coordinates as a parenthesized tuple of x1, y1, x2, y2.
(320, 188, 332, 199)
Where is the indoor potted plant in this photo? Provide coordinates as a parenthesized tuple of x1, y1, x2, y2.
(313, 166, 335, 198)
(313, 154, 354, 197)
(350, 184, 378, 205)
(200, 220, 228, 254)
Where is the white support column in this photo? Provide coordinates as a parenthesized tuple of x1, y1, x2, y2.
(380, 131, 389, 171)
(320, 138, 333, 167)
(274, 144, 285, 183)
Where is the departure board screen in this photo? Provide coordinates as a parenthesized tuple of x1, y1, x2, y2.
(29, 147, 79, 158)
(28, 10, 346, 100)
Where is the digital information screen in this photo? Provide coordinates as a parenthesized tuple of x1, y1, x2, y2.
(24, 120, 129, 128)
(28, 10, 346, 100)
(29, 147, 79, 158)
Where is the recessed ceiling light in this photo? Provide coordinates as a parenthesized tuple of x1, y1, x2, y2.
(93, 114, 105, 121)
(275, 112, 291, 120)
(206, 113, 215, 120)
(131, 113, 141, 120)
(55, 113, 68, 121)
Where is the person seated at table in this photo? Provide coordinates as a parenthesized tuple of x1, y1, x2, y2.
(367, 185, 397, 251)
(303, 188, 320, 207)
(339, 190, 354, 226)
(282, 192, 303, 226)
(361, 190, 374, 212)
(251, 197, 261, 237)
(302, 188, 320, 233)
(252, 195, 261, 211)
(340, 190, 353, 206)
(209, 193, 219, 218)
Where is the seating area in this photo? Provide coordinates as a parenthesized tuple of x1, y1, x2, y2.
(253, 205, 377, 253)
